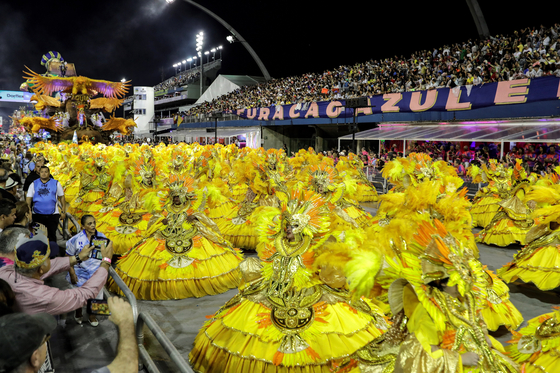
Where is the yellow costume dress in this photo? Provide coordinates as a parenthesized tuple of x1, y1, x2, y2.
(111, 175, 243, 300)
(346, 167, 522, 333)
(498, 184, 560, 291)
(213, 156, 281, 250)
(189, 190, 388, 373)
(476, 181, 535, 247)
(506, 308, 560, 373)
(96, 157, 160, 255)
(306, 164, 373, 237)
(336, 154, 378, 203)
(68, 153, 112, 217)
(382, 221, 518, 373)
(468, 162, 512, 228)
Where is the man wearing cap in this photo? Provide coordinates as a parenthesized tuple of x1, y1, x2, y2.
(0, 176, 19, 203)
(0, 232, 113, 315)
(26, 165, 65, 244)
(0, 312, 55, 373)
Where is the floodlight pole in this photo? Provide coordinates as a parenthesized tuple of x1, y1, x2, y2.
(181, 0, 271, 81)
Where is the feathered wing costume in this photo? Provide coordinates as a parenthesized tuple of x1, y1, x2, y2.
(110, 174, 244, 300)
(189, 189, 388, 373)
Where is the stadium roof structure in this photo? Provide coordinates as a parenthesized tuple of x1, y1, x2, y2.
(339, 118, 560, 146)
(195, 74, 267, 105)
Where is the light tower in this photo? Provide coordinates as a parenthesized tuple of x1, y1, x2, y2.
(196, 31, 204, 96)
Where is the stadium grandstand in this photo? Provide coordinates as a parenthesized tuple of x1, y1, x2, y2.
(144, 23, 560, 156)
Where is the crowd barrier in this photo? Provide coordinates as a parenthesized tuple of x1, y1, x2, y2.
(105, 267, 193, 373)
(56, 212, 193, 372)
(363, 167, 482, 197)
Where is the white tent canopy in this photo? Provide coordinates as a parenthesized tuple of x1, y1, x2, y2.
(195, 75, 267, 105)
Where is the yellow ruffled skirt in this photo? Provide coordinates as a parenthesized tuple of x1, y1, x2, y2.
(69, 191, 106, 216)
(505, 311, 560, 373)
(498, 245, 560, 291)
(212, 204, 264, 251)
(355, 183, 378, 203)
(96, 209, 152, 255)
(476, 218, 530, 247)
(189, 291, 388, 373)
(111, 234, 244, 300)
(470, 195, 501, 228)
(479, 272, 523, 331)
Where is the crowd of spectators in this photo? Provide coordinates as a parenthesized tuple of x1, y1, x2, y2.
(153, 70, 200, 92)
(184, 23, 560, 118)
(334, 141, 560, 179)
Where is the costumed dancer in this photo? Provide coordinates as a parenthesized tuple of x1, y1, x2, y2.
(476, 161, 536, 247)
(336, 153, 378, 202)
(377, 220, 518, 372)
(189, 189, 388, 373)
(305, 163, 373, 238)
(355, 158, 523, 332)
(505, 308, 560, 373)
(111, 175, 243, 300)
(213, 152, 281, 250)
(68, 149, 113, 217)
(468, 161, 512, 228)
(498, 184, 560, 291)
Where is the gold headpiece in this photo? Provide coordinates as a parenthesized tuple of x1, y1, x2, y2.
(415, 220, 476, 295)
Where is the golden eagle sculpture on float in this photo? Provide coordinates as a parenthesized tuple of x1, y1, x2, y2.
(23, 66, 129, 98)
(19, 66, 137, 143)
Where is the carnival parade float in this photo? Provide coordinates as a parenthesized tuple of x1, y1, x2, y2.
(14, 51, 136, 143)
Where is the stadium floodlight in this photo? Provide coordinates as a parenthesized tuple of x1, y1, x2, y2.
(211, 48, 216, 53)
(173, 64, 177, 67)
(163, 0, 270, 80)
(166, 0, 174, 3)
(182, 60, 186, 64)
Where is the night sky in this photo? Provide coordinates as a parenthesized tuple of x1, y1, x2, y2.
(0, 0, 558, 110)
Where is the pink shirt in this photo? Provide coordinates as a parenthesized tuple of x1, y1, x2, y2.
(0, 257, 108, 315)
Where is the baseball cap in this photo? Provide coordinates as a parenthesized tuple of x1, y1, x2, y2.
(0, 312, 57, 372)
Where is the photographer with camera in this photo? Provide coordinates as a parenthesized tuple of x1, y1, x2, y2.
(66, 214, 110, 327)
(0, 228, 113, 316)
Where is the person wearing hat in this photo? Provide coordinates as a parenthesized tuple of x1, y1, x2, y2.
(0, 312, 56, 373)
(0, 231, 113, 315)
(0, 168, 16, 203)
(0, 176, 19, 204)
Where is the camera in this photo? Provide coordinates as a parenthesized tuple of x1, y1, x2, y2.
(87, 299, 111, 316)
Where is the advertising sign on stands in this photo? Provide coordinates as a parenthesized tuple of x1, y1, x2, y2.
(0, 91, 34, 103)
(236, 76, 560, 121)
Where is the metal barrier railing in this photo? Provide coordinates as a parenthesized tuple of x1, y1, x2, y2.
(104, 267, 192, 373)
(136, 313, 195, 373)
(362, 169, 482, 197)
